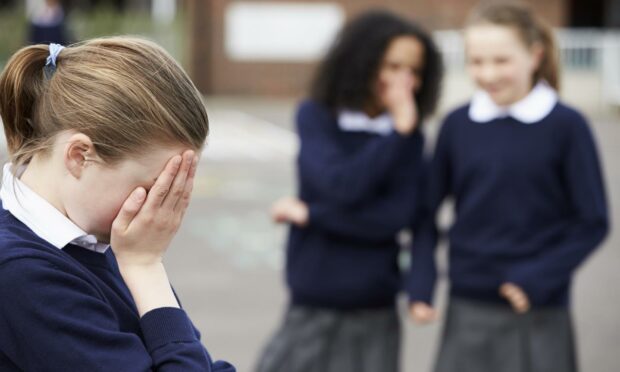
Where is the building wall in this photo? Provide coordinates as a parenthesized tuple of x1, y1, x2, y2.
(189, 0, 567, 96)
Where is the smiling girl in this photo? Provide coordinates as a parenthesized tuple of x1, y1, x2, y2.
(407, 3, 609, 372)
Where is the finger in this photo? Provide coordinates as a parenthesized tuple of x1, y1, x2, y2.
(394, 73, 413, 89)
(295, 202, 309, 226)
(410, 303, 436, 321)
(507, 292, 523, 305)
(412, 307, 430, 321)
(513, 299, 528, 311)
(412, 75, 420, 90)
(273, 214, 290, 224)
(507, 292, 530, 313)
(514, 302, 530, 314)
(164, 150, 194, 210)
(272, 207, 293, 224)
(506, 286, 526, 301)
(500, 283, 517, 296)
(172, 158, 198, 224)
(143, 155, 182, 212)
(502, 287, 517, 298)
(174, 158, 197, 222)
(112, 187, 147, 234)
(404, 72, 415, 85)
(270, 206, 282, 222)
(513, 295, 529, 309)
(521, 301, 531, 313)
(271, 200, 286, 221)
(272, 197, 293, 211)
(173, 153, 197, 212)
(512, 292, 524, 303)
(422, 307, 437, 320)
(412, 307, 436, 324)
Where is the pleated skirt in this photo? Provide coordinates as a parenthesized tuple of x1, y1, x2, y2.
(255, 305, 401, 372)
(434, 297, 578, 372)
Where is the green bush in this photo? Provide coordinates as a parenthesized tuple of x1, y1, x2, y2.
(0, 7, 27, 66)
(0, 5, 186, 68)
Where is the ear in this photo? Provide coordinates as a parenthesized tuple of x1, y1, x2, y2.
(63, 133, 98, 179)
(529, 41, 545, 71)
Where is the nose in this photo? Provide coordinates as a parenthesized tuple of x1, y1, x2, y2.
(395, 68, 418, 88)
(393, 66, 413, 79)
(478, 64, 499, 86)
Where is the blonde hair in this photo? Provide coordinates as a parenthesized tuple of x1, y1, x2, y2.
(0, 36, 208, 168)
(467, 2, 560, 90)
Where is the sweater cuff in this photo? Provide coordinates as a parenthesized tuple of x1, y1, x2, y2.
(406, 270, 435, 305)
(307, 204, 326, 228)
(406, 284, 434, 306)
(388, 128, 415, 145)
(504, 266, 548, 306)
(386, 129, 424, 159)
(140, 307, 198, 353)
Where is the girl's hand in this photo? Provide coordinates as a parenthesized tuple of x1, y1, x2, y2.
(380, 71, 418, 136)
(111, 150, 197, 268)
(409, 301, 438, 324)
(271, 196, 309, 227)
(500, 282, 531, 314)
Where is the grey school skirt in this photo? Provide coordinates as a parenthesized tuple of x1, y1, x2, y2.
(434, 298, 578, 372)
(255, 305, 401, 372)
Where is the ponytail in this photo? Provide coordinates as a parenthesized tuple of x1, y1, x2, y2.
(0, 45, 51, 159)
(467, 2, 560, 90)
(0, 37, 209, 169)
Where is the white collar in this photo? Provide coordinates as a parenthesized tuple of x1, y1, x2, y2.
(469, 81, 558, 124)
(338, 110, 394, 136)
(0, 163, 109, 253)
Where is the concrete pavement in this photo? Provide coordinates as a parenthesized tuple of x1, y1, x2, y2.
(0, 71, 618, 371)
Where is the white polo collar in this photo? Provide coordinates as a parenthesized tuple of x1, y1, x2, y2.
(0, 163, 109, 253)
(338, 110, 394, 136)
(469, 81, 558, 124)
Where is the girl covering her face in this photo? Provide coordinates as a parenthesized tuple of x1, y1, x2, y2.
(0, 37, 235, 371)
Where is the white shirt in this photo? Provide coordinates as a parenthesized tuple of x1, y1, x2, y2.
(338, 110, 394, 136)
(468, 81, 558, 124)
(0, 163, 109, 253)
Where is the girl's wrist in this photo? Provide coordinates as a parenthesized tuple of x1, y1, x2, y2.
(119, 262, 180, 316)
(394, 117, 416, 135)
(116, 255, 163, 270)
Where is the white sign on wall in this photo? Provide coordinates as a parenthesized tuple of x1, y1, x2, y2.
(225, 2, 345, 62)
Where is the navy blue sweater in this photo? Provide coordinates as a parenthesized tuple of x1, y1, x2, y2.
(0, 202, 235, 371)
(286, 100, 425, 310)
(407, 102, 609, 307)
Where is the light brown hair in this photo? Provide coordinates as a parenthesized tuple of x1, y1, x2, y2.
(0, 36, 208, 168)
(467, 2, 560, 90)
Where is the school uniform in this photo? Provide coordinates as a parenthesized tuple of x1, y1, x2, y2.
(407, 82, 609, 372)
(0, 164, 235, 371)
(256, 100, 425, 372)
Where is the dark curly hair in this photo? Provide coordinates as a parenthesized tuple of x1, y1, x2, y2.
(311, 9, 443, 122)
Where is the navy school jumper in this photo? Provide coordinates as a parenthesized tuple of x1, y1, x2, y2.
(407, 102, 609, 307)
(0, 201, 235, 371)
(286, 100, 426, 310)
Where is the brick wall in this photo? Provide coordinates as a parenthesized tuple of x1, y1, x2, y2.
(188, 0, 566, 96)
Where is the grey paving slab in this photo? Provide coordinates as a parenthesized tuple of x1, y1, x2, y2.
(0, 72, 618, 372)
(170, 90, 619, 371)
